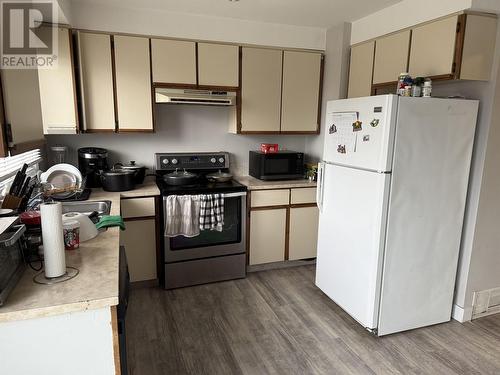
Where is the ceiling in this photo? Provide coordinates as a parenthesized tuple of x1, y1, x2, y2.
(71, 0, 404, 28)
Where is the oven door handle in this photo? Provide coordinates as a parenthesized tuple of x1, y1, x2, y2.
(0, 224, 26, 248)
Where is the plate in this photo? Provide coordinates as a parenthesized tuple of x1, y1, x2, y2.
(41, 164, 82, 199)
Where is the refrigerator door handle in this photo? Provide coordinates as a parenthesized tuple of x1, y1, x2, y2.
(317, 162, 325, 213)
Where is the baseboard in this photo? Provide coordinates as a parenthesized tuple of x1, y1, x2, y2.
(452, 304, 473, 322)
(247, 259, 316, 273)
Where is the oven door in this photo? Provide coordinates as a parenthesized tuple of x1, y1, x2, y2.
(163, 192, 247, 262)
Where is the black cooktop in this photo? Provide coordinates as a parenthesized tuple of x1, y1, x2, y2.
(156, 176, 247, 196)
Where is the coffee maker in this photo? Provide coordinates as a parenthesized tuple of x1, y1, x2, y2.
(78, 147, 108, 188)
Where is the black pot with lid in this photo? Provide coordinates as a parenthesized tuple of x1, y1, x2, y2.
(163, 168, 198, 186)
(100, 167, 137, 192)
(114, 161, 147, 184)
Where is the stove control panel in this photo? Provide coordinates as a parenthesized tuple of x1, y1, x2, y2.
(155, 152, 229, 171)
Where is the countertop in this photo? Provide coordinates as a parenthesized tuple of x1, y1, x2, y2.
(234, 175, 317, 190)
(0, 180, 160, 323)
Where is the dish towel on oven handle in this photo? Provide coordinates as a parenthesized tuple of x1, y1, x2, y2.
(199, 193, 224, 232)
(165, 195, 201, 237)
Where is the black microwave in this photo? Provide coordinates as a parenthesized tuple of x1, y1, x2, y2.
(249, 151, 305, 181)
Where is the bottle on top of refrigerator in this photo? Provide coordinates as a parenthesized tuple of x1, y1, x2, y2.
(397, 73, 411, 96)
(422, 80, 432, 97)
(411, 77, 424, 97)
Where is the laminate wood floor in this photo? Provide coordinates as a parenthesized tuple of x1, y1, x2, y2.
(126, 265, 500, 375)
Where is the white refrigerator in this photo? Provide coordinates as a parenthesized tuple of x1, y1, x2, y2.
(315, 94, 479, 336)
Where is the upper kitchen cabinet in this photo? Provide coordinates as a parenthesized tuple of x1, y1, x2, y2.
(114, 35, 154, 131)
(77, 32, 116, 132)
(240, 47, 282, 133)
(408, 15, 458, 78)
(373, 30, 411, 85)
(409, 14, 497, 81)
(280, 51, 322, 133)
(197, 43, 239, 88)
(37, 27, 78, 134)
(1, 69, 44, 149)
(458, 14, 497, 81)
(151, 39, 197, 86)
(347, 40, 375, 98)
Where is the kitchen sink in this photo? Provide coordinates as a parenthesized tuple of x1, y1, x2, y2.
(61, 200, 112, 223)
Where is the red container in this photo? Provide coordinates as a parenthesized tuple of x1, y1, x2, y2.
(260, 143, 279, 153)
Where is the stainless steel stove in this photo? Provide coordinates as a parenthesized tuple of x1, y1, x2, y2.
(155, 152, 247, 289)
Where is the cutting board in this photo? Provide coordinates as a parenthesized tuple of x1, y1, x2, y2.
(0, 216, 18, 235)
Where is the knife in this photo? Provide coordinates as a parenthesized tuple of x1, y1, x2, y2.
(20, 163, 28, 175)
(19, 176, 30, 197)
(8, 171, 23, 196)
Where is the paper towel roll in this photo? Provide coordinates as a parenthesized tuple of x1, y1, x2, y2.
(41, 202, 66, 278)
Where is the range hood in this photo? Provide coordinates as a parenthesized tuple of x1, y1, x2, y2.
(155, 88, 236, 106)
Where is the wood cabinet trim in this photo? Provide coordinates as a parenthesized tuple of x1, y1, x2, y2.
(123, 215, 156, 222)
(453, 14, 467, 79)
(316, 55, 325, 132)
(67, 28, 80, 133)
(0, 74, 8, 157)
(250, 205, 290, 211)
(110, 306, 121, 375)
(154, 196, 163, 284)
(110, 35, 119, 132)
(284, 207, 290, 261)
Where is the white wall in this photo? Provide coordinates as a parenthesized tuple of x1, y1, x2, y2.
(305, 23, 351, 161)
(46, 105, 308, 176)
(63, 0, 326, 50)
(350, 0, 474, 44)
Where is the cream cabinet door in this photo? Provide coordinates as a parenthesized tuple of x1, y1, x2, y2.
(409, 15, 458, 78)
(347, 41, 375, 98)
(114, 35, 153, 131)
(1, 69, 44, 145)
(77, 32, 115, 131)
(373, 30, 411, 84)
(198, 43, 239, 87)
(120, 219, 157, 282)
(460, 14, 497, 81)
(281, 51, 322, 132)
(241, 47, 282, 132)
(38, 27, 78, 134)
(288, 206, 319, 261)
(249, 209, 286, 265)
(151, 39, 196, 85)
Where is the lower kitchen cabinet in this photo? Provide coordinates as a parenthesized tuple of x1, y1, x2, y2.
(249, 208, 286, 265)
(119, 196, 158, 282)
(120, 218, 157, 282)
(288, 206, 319, 261)
(248, 187, 318, 266)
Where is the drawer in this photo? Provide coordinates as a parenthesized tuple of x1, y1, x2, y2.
(121, 197, 156, 218)
(251, 189, 289, 207)
(290, 187, 317, 204)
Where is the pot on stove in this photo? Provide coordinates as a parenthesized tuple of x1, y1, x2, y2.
(163, 169, 198, 186)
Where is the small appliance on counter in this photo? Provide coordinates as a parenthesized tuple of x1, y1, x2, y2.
(78, 147, 108, 188)
(249, 150, 305, 181)
(0, 217, 26, 306)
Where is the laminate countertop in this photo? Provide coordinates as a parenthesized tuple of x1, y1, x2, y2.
(0, 180, 160, 323)
(234, 175, 317, 190)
